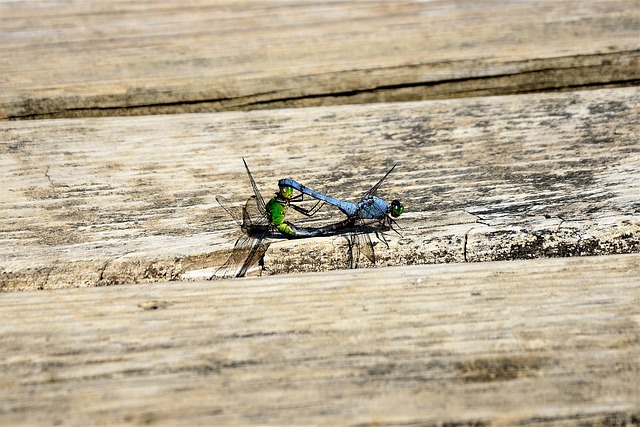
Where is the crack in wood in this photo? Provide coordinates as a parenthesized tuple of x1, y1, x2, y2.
(43, 167, 57, 193)
(8, 50, 639, 120)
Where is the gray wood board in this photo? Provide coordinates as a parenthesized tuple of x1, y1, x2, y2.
(1, 0, 638, 119)
(1, 87, 639, 291)
(1, 254, 638, 425)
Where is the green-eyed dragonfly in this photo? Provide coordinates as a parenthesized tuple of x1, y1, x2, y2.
(216, 159, 332, 278)
(279, 165, 404, 268)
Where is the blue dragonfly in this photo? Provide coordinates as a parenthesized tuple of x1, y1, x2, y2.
(279, 165, 404, 267)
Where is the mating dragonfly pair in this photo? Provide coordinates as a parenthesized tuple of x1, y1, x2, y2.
(216, 159, 404, 278)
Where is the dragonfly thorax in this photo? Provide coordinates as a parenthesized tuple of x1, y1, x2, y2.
(356, 196, 389, 219)
(265, 195, 289, 225)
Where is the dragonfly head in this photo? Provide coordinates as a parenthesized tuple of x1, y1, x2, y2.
(390, 200, 404, 218)
(278, 184, 294, 200)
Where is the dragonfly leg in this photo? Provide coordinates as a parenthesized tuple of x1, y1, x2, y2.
(290, 199, 325, 217)
(375, 229, 391, 248)
(307, 200, 325, 215)
(347, 234, 357, 269)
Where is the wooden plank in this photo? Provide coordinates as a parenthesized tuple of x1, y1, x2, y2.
(1, 0, 638, 119)
(0, 254, 638, 425)
(1, 87, 639, 291)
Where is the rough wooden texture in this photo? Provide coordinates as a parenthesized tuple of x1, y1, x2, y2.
(1, 0, 638, 119)
(1, 87, 638, 291)
(0, 254, 638, 425)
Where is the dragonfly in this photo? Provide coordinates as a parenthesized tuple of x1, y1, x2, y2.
(279, 165, 404, 268)
(216, 159, 334, 278)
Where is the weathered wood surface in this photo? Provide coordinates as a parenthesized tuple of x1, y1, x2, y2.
(1, 87, 639, 291)
(1, 0, 638, 120)
(1, 254, 638, 425)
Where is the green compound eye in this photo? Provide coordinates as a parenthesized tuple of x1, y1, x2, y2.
(279, 185, 294, 199)
(391, 200, 404, 218)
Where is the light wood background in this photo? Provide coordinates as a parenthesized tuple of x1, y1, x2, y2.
(1, 255, 639, 425)
(1, 1, 638, 119)
(2, 87, 639, 290)
(1, 0, 639, 425)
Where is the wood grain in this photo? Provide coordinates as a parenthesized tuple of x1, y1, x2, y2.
(1, 0, 638, 119)
(1, 87, 639, 291)
(0, 254, 638, 425)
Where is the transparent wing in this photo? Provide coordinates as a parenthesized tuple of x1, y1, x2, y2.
(238, 238, 271, 277)
(216, 234, 254, 278)
(362, 164, 396, 199)
(243, 195, 269, 230)
(243, 158, 268, 217)
(353, 223, 376, 266)
(344, 220, 376, 269)
(216, 194, 271, 278)
(216, 195, 243, 227)
(358, 231, 376, 265)
(216, 229, 271, 278)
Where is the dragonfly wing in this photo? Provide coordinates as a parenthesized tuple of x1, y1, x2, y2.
(243, 158, 268, 217)
(216, 195, 243, 226)
(217, 194, 271, 278)
(216, 234, 256, 278)
(217, 233, 271, 278)
(238, 236, 271, 277)
(346, 233, 356, 269)
(363, 164, 396, 199)
(343, 221, 375, 269)
(356, 226, 376, 265)
(243, 195, 270, 230)
(242, 197, 255, 234)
